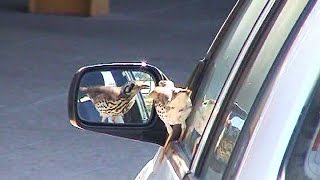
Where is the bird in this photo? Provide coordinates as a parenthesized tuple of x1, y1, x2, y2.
(79, 81, 149, 123)
(149, 80, 192, 150)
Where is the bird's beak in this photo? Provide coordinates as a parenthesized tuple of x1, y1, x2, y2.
(135, 81, 150, 90)
(149, 90, 157, 98)
(140, 84, 150, 89)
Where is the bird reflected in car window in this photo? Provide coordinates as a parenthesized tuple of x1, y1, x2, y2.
(191, 96, 216, 155)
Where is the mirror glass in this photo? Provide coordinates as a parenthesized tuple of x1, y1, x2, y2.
(77, 69, 155, 124)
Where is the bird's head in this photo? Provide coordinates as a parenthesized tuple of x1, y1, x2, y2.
(121, 81, 150, 97)
(158, 80, 175, 89)
(149, 86, 172, 105)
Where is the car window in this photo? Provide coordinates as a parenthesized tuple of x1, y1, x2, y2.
(198, 0, 309, 179)
(182, 0, 269, 158)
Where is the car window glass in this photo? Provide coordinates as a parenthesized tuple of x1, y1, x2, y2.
(182, 0, 268, 158)
(198, 0, 309, 179)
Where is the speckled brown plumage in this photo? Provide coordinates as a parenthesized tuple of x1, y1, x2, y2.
(150, 80, 192, 149)
(80, 81, 149, 123)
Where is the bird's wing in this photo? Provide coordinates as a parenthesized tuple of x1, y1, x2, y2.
(167, 90, 192, 110)
(165, 91, 192, 124)
(150, 86, 173, 105)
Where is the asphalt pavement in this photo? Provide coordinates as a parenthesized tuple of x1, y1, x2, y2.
(0, 0, 235, 179)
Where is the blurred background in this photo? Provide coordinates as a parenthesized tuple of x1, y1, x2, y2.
(0, 0, 235, 179)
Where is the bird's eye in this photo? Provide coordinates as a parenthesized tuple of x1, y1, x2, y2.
(124, 83, 134, 94)
(124, 86, 131, 94)
(130, 83, 135, 89)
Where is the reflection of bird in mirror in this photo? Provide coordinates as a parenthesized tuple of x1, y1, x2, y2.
(150, 80, 192, 150)
(80, 81, 149, 123)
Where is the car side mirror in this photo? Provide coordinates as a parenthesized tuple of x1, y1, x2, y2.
(68, 63, 168, 130)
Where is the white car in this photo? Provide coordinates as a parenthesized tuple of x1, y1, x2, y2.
(68, 0, 320, 179)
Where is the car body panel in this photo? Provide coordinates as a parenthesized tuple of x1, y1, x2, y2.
(135, 148, 180, 180)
